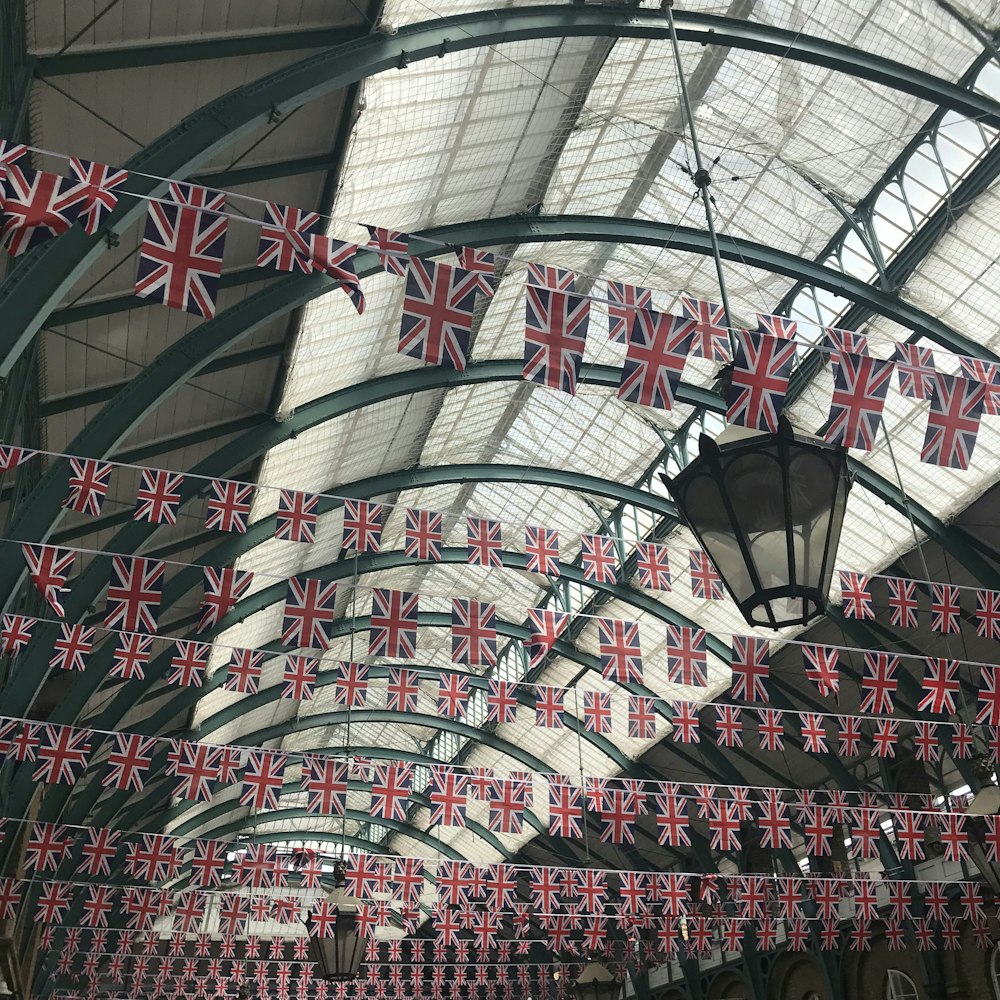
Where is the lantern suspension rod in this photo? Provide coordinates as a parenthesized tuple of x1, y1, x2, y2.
(664, 0, 736, 354)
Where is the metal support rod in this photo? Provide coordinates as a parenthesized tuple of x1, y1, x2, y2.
(665, 1, 736, 350)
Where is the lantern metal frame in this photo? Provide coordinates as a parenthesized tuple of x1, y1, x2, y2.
(664, 417, 851, 629)
(305, 888, 366, 982)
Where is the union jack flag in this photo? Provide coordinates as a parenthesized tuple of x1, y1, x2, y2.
(0, 444, 35, 472)
(894, 342, 935, 399)
(977, 589, 1000, 639)
(333, 661, 369, 707)
(665, 625, 707, 686)
(467, 516, 502, 567)
(548, 778, 583, 838)
(486, 678, 519, 723)
(342, 499, 382, 553)
(134, 182, 227, 317)
(33, 724, 91, 785)
(977, 665, 1000, 726)
(635, 542, 671, 590)
(0, 139, 27, 173)
(167, 640, 210, 687)
(860, 651, 899, 715)
(437, 673, 470, 718)
(525, 525, 560, 576)
(309, 235, 365, 313)
(370, 588, 419, 658)
(276, 489, 318, 543)
(598, 617, 643, 683)
(224, 647, 264, 693)
(628, 694, 656, 738)
(523, 286, 590, 394)
(930, 582, 961, 634)
(825, 327, 868, 355)
(921, 372, 986, 470)
(756, 313, 798, 340)
(109, 631, 154, 679)
(282, 577, 337, 650)
(103, 732, 155, 792)
(727, 330, 796, 431)
(168, 741, 219, 802)
(0, 164, 82, 255)
(240, 750, 287, 810)
(198, 565, 253, 632)
(24, 822, 69, 872)
(126, 834, 182, 882)
(63, 457, 112, 516)
(618, 309, 693, 409)
(758, 707, 785, 751)
(823, 352, 893, 451)
(21, 543, 75, 617)
(133, 468, 184, 525)
(451, 598, 497, 666)
(302, 755, 348, 815)
(405, 508, 443, 561)
(364, 225, 408, 276)
(282, 654, 318, 700)
(680, 296, 730, 361)
(689, 549, 724, 600)
(801, 643, 839, 696)
(104, 556, 165, 634)
(715, 705, 743, 748)
(205, 479, 253, 532)
(371, 763, 412, 822)
(959, 355, 1000, 414)
(526, 263, 576, 290)
(606, 281, 653, 344)
(257, 202, 322, 273)
(839, 570, 874, 619)
(582, 690, 613, 734)
(731, 636, 769, 703)
(50, 623, 95, 672)
(886, 576, 918, 629)
(535, 686, 565, 729)
(386, 667, 420, 712)
(455, 246, 495, 296)
(64, 158, 128, 235)
(398, 258, 480, 370)
(580, 533, 617, 584)
(429, 768, 469, 827)
(523, 608, 569, 670)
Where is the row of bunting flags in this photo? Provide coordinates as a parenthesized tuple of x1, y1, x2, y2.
(1, 143, 999, 468)
(0, 716, 995, 843)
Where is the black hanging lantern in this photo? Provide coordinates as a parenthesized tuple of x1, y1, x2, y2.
(573, 963, 624, 1000)
(306, 888, 366, 981)
(664, 418, 851, 629)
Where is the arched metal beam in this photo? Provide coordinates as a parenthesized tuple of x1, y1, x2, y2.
(3, 5, 998, 374)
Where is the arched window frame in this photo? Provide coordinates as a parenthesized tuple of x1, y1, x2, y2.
(884, 969, 919, 1000)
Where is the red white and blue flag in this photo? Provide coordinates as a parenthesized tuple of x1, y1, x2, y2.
(240, 751, 287, 811)
(34, 724, 91, 785)
(825, 327, 868, 356)
(282, 577, 337, 650)
(467, 516, 502, 567)
(486, 679, 519, 724)
(134, 182, 227, 317)
(665, 626, 707, 686)
(689, 549, 724, 600)
(276, 490, 318, 544)
(64, 158, 128, 235)
(618, 309, 693, 410)
(49, 623, 94, 672)
(205, 479, 253, 533)
(977, 589, 1000, 639)
(523, 286, 589, 394)
(607, 281, 652, 344)
(104, 556, 165, 634)
(886, 576, 918, 629)
(0, 164, 82, 256)
(429, 768, 469, 827)
(580, 533, 617, 584)
(370, 763, 412, 823)
(198, 565, 253, 632)
(860, 651, 899, 715)
(455, 246, 494, 297)
(919, 657, 959, 716)
(281, 654, 318, 700)
(21, 543, 75, 616)
(309, 236, 365, 314)
(110, 632, 154, 680)
(257, 202, 322, 273)
(727, 330, 796, 431)
(535, 686, 565, 729)
(386, 667, 420, 712)
(921, 373, 986, 470)
(628, 694, 656, 738)
(364, 226, 408, 276)
(404, 508, 443, 562)
(134, 468, 184, 525)
(225, 647, 265, 694)
(930, 582, 961, 634)
(523, 608, 569, 670)
(398, 258, 480, 370)
(333, 661, 369, 708)
(103, 733, 155, 792)
(451, 598, 497, 666)
(636, 542, 671, 590)
(680, 296, 730, 361)
(526, 264, 575, 290)
(894, 343, 935, 399)
(63, 457, 112, 516)
(823, 352, 893, 451)
(525, 525, 560, 576)
(342, 499, 382, 553)
(756, 314, 797, 340)
(959, 356, 1000, 414)
(302, 756, 347, 815)
(0, 445, 35, 472)
(731, 636, 769, 703)
(370, 589, 419, 659)
(839, 570, 874, 619)
(167, 640, 210, 688)
(598, 617, 643, 683)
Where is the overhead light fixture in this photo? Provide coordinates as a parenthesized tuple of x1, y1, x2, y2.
(306, 883, 366, 982)
(573, 962, 624, 1000)
(664, 418, 851, 628)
